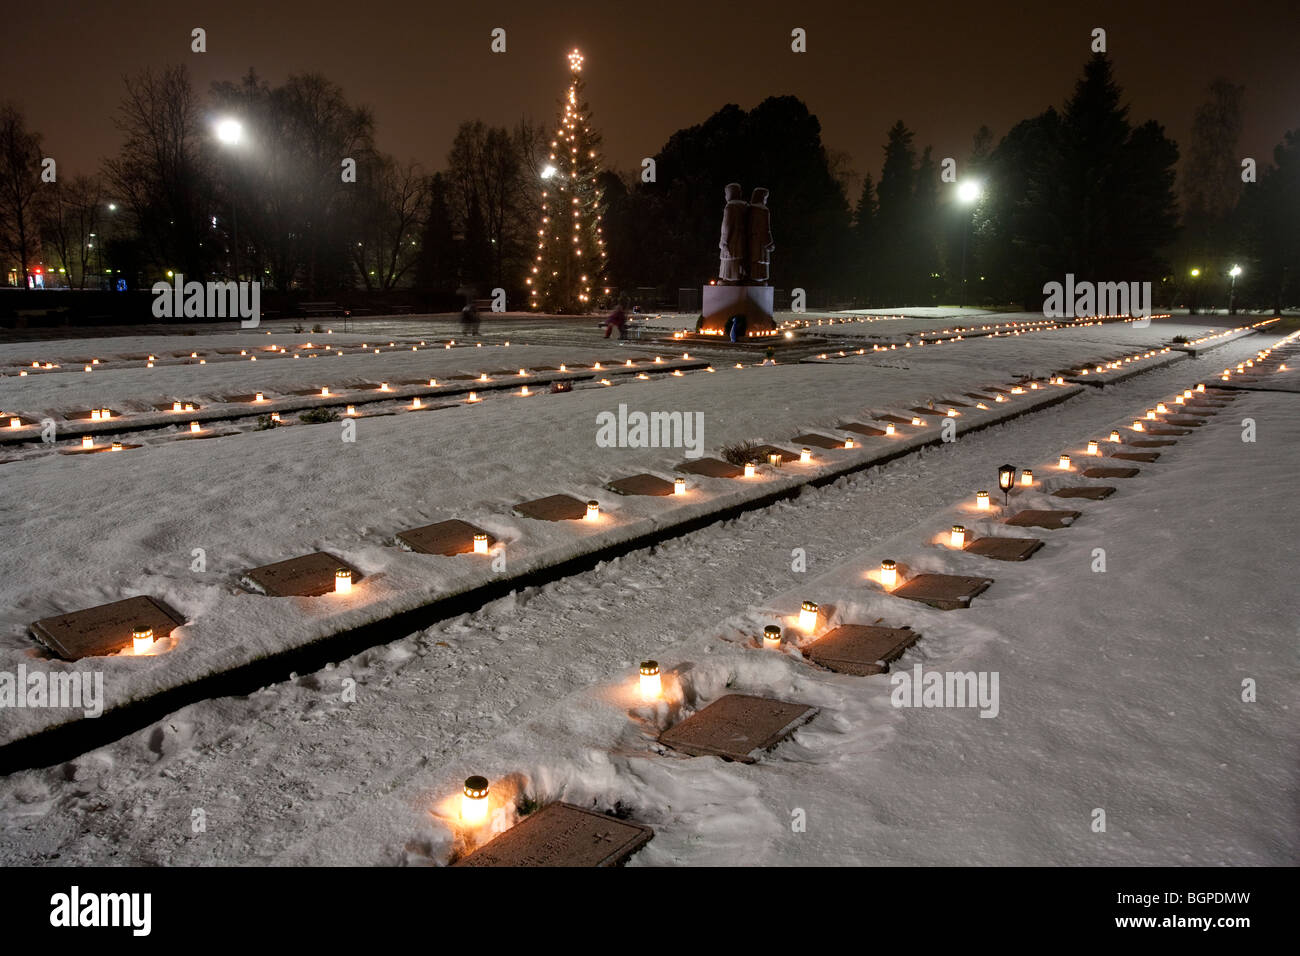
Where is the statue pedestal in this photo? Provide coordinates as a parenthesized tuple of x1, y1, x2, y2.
(699, 285, 777, 338)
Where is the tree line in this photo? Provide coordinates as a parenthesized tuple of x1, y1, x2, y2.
(0, 53, 1295, 313)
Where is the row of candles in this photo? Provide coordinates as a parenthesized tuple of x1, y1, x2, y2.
(454, 336, 1300, 831)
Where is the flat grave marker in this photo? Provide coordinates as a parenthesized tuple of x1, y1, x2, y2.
(791, 433, 845, 450)
(1083, 466, 1139, 479)
(1127, 439, 1176, 448)
(676, 457, 743, 479)
(1052, 486, 1116, 500)
(397, 519, 494, 556)
(454, 802, 653, 868)
(243, 552, 362, 597)
(892, 573, 994, 610)
(1004, 509, 1080, 529)
(964, 536, 1044, 561)
(514, 494, 589, 522)
(606, 474, 675, 496)
(838, 422, 887, 437)
(30, 595, 186, 661)
(659, 694, 818, 763)
(803, 624, 919, 675)
(1111, 451, 1160, 462)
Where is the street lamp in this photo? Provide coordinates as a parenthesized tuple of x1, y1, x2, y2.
(1188, 268, 1200, 314)
(214, 117, 245, 281)
(957, 181, 982, 308)
(1228, 264, 1242, 315)
(997, 463, 1016, 507)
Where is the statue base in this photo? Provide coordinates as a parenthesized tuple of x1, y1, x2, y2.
(698, 284, 777, 338)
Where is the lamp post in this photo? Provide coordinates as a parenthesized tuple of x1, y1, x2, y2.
(997, 463, 1016, 508)
(1228, 264, 1242, 315)
(215, 118, 244, 281)
(1189, 267, 1200, 315)
(957, 180, 982, 308)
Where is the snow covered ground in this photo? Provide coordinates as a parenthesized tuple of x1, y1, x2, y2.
(0, 325, 1292, 865)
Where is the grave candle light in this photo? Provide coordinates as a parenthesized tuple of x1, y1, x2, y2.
(911, 417, 924, 426)
(334, 568, 353, 594)
(346, 405, 357, 416)
(585, 500, 600, 521)
(255, 392, 264, 402)
(768, 452, 783, 468)
(380, 382, 391, 391)
(1087, 440, 1099, 456)
(880, 560, 898, 589)
(1156, 403, 1168, 414)
(473, 533, 489, 554)
(412, 397, 422, 409)
(132, 625, 154, 655)
(1132, 421, 1144, 431)
(799, 601, 819, 632)
(461, 777, 490, 827)
(190, 421, 201, 433)
(271, 413, 281, 422)
(950, 525, 966, 549)
(429, 379, 438, 387)
(1175, 395, 1184, 405)
(1196, 383, 1205, 392)
(744, 461, 757, 478)
(81, 435, 94, 449)
(885, 423, 896, 436)
(520, 386, 531, 396)
(1109, 430, 1121, 443)
(111, 441, 123, 451)
(467, 392, 479, 402)
(639, 661, 662, 700)
(844, 437, 855, 449)
(1145, 409, 1157, 420)
(91, 410, 101, 421)
(764, 625, 782, 649)
(172, 401, 182, 412)
(674, 477, 686, 495)
(321, 387, 331, 397)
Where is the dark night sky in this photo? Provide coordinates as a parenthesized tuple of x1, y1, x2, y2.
(4, 0, 1297, 190)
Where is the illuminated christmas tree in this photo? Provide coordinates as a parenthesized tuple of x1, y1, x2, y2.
(528, 49, 606, 312)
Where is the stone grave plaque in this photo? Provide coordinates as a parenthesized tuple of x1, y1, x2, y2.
(1146, 426, 1191, 436)
(804, 624, 919, 675)
(940, 399, 972, 407)
(1004, 509, 1080, 529)
(153, 402, 202, 412)
(223, 393, 264, 404)
(908, 407, 947, 417)
(397, 519, 493, 556)
(454, 802, 653, 868)
(791, 433, 844, 450)
(606, 474, 675, 496)
(1180, 409, 1216, 417)
(514, 494, 589, 521)
(965, 536, 1044, 561)
(659, 694, 818, 763)
(838, 422, 886, 437)
(1052, 486, 1116, 500)
(892, 573, 993, 611)
(1162, 417, 1203, 426)
(1083, 466, 1138, 479)
(676, 457, 742, 479)
(1128, 439, 1176, 448)
(964, 392, 995, 401)
(243, 552, 362, 597)
(2, 414, 37, 426)
(876, 414, 915, 425)
(31, 595, 186, 661)
(983, 386, 1011, 394)
(1111, 452, 1160, 462)
(750, 444, 798, 463)
(59, 443, 142, 456)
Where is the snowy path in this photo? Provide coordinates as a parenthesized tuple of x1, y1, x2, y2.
(0, 331, 1288, 865)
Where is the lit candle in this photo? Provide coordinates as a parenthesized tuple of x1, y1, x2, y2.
(380, 382, 390, 391)
(1175, 395, 1184, 404)
(346, 405, 356, 416)
(880, 560, 898, 589)
(132, 625, 154, 655)
(81, 435, 94, 449)
(585, 499, 599, 521)
(270, 413, 281, 422)
(800, 447, 812, 463)
(947, 408, 958, 416)
(1196, 384, 1205, 392)
(1087, 440, 1099, 456)
(172, 401, 182, 412)
(321, 387, 330, 397)
(467, 391, 479, 402)
(111, 441, 123, 451)
(763, 625, 782, 649)
(90, 409, 101, 421)
(1021, 469, 1033, 486)
(480, 373, 489, 382)
(255, 392, 264, 402)
(799, 601, 819, 632)
(412, 397, 422, 409)
(911, 417, 924, 426)
(950, 525, 966, 549)
(1132, 421, 1144, 431)
(473, 533, 489, 554)
(520, 386, 530, 396)
(1109, 430, 1121, 443)
(461, 776, 490, 826)
(334, 568, 352, 594)
(885, 423, 895, 436)
(674, 477, 686, 495)
(639, 661, 662, 700)
(190, 421, 201, 433)
(976, 491, 990, 510)
(768, 452, 782, 467)
(744, 461, 757, 478)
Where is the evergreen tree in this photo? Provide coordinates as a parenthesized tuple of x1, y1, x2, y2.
(873, 121, 918, 304)
(852, 173, 877, 301)
(528, 49, 607, 312)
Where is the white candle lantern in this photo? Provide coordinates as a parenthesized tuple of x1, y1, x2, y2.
(844, 437, 855, 449)
(346, 405, 357, 416)
(111, 441, 123, 451)
(412, 397, 422, 409)
(334, 568, 353, 594)
(744, 461, 757, 478)
(768, 452, 782, 467)
(90, 409, 101, 421)
(271, 413, 281, 422)
(951, 525, 966, 549)
(255, 392, 264, 402)
(763, 625, 782, 649)
(172, 401, 182, 412)
(639, 661, 662, 700)
(461, 776, 490, 826)
(1109, 430, 1121, 443)
(585, 499, 599, 521)
(674, 477, 686, 495)
(1196, 384, 1205, 392)
(880, 560, 898, 589)
(976, 491, 990, 510)
(911, 417, 924, 426)
(1087, 440, 1099, 456)
(321, 387, 330, 397)
(1021, 469, 1033, 486)
(132, 625, 154, 655)
(800, 447, 812, 463)
(190, 421, 201, 433)
(81, 435, 94, 449)
(467, 391, 479, 402)
(799, 601, 819, 632)
(1132, 421, 1144, 431)
(473, 533, 489, 554)
(885, 423, 895, 436)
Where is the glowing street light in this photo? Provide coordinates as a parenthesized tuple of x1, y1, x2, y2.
(215, 117, 243, 145)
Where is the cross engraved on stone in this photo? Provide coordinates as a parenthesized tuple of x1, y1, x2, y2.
(593, 830, 614, 844)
